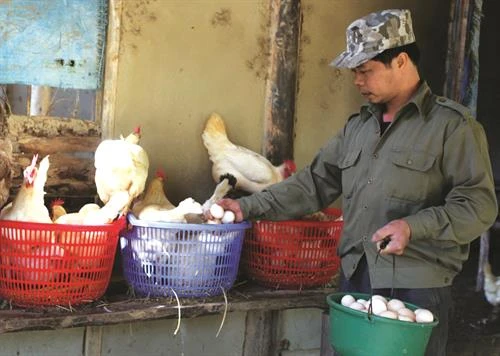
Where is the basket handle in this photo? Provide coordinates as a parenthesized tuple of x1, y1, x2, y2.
(367, 236, 395, 321)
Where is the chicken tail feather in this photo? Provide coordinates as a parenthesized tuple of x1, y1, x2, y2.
(203, 112, 228, 138)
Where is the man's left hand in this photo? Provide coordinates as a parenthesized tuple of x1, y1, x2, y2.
(371, 219, 411, 255)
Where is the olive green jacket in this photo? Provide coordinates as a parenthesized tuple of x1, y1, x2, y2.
(239, 81, 498, 288)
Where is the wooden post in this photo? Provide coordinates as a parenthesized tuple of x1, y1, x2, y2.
(100, 0, 123, 139)
(242, 310, 279, 356)
(262, 0, 301, 165)
(320, 311, 334, 356)
(29, 86, 52, 116)
(84, 325, 103, 356)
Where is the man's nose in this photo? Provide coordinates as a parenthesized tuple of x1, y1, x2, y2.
(353, 73, 363, 86)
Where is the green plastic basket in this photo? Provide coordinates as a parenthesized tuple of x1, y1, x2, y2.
(326, 292, 439, 356)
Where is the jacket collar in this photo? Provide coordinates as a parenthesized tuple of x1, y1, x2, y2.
(359, 81, 434, 121)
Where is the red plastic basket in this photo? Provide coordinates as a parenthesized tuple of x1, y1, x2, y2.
(242, 208, 343, 289)
(0, 217, 125, 307)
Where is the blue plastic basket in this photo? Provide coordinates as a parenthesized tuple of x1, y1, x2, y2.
(120, 214, 250, 298)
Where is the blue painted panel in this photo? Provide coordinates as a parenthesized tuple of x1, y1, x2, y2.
(0, 0, 107, 89)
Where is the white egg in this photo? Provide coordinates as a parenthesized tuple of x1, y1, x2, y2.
(209, 204, 225, 219)
(206, 219, 221, 224)
(356, 298, 368, 307)
(371, 295, 388, 304)
(387, 298, 405, 312)
(378, 310, 398, 319)
(397, 307, 416, 321)
(415, 309, 434, 323)
(341, 294, 355, 307)
(398, 315, 415, 323)
(369, 298, 388, 315)
(348, 302, 366, 311)
(221, 210, 235, 224)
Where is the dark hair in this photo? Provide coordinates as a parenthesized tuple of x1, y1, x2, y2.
(371, 42, 420, 66)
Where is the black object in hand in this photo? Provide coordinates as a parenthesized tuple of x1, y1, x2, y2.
(379, 236, 391, 250)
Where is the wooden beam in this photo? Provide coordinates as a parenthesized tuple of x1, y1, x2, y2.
(100, 0, 123, 139)
(0, 287, 334, 334)
(262, 0, 301, 164)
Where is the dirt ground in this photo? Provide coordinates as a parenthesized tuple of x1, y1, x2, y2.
(448, 227, 500, 355)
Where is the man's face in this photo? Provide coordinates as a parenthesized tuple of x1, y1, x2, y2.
(351, 59, 399, 104)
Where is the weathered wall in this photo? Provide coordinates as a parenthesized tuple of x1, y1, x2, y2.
(114, 0, 270, 205)
(295, 0, 450, 172)
(114, 0, 450, 206)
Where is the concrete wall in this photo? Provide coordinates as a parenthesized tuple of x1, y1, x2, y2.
(113, 0, 450, 206)
(0, 309, 324, 356)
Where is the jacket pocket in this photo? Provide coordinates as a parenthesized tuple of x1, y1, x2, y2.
(385, 148, 436, 202)
(339, 148, 362, 199)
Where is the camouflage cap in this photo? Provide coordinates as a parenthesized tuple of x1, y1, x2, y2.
(330, 9, 416, 69)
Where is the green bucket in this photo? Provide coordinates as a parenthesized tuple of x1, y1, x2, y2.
(326, 292, 439, 356)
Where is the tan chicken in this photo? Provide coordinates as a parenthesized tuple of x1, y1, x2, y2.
(50, 198, 67, 222)
(202, 112, 296, 193)
(94, 126, 149, 216)
(131, 168, 175, 218)
(0, 154, 52, 223)
(0, 138, 13, 208)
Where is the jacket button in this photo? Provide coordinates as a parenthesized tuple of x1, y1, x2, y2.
(373, 153, 378, 159)
(407, 159, 413, 165)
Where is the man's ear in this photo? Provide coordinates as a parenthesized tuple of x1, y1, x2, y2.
(396, 53, 408, 68)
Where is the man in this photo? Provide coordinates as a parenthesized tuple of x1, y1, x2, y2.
(217, 9, 498, 355)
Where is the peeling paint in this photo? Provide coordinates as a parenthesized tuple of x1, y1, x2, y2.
(211, 8, 232, 27)
(121, 0, 159, 51)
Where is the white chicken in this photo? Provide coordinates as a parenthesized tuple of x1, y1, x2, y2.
(201, 173, 236, 214)
(0, 154, 52, 223)
(137, 197, 203, 223)
(201, 112, 296, 193)
(484, 261, 500, 306)
(94, 126, 149, 216)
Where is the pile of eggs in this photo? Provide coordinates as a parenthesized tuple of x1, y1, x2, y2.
(340, 294, 434, 323)
(208, 203, 236, 224)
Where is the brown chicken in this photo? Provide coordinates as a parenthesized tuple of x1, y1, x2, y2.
(131, 168, 175, 218)
(201, 112, 296, 193)
(94, 126, 149, 216)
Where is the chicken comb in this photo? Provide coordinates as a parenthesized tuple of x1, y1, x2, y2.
(134, 126, 141, 135)
(51, 198, 65, 207)
(155, 168, 166, 179)
(29, 154, 39, 168)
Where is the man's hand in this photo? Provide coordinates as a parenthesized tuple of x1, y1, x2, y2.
(215, 198, 244, 222)
(371, 219, 411, 255)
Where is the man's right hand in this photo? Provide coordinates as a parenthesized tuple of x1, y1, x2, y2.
(216, 198, 244, 222)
